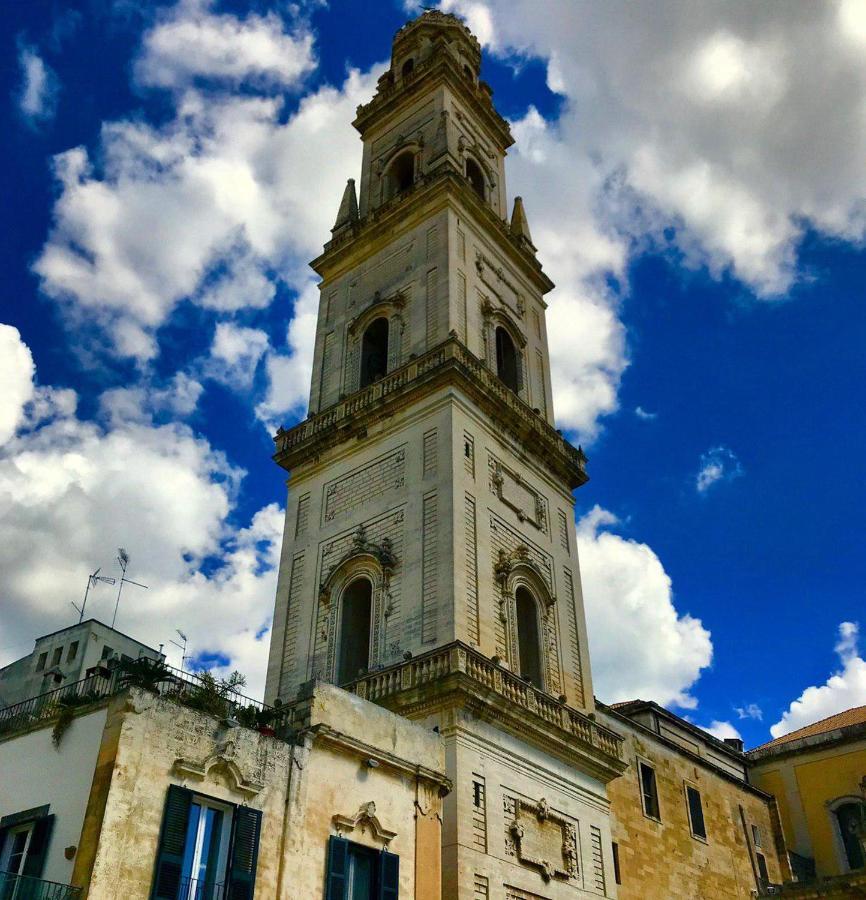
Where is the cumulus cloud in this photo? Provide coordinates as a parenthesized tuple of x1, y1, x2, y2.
(17, 44, 59, 125)
(0, 325, 36, 445)
(577, 506, 713, 708)
(135, 0, 315, 91)
(701, 720, 742, 741)
(206, 322, 270, 389)
(770, 622, 866, 739)
(696, 446, 743, 493)
(0, 330, 281, 698)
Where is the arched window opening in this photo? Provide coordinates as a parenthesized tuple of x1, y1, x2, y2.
(337, 578, 372, 684)
(463, 64, 474, 80)
(515, 586, 543, 688)
(835, 802, 866, 870)
(466, 158, 485, 200)
(495, 326, 519, 393)
(386, 151, 415, 199)
(360, 317, 389, 387)
(402, 58, 415, 78)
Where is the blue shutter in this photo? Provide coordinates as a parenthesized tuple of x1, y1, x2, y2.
(378, 848, 399, 900)
(325, 836, 349, 900)
(21, 814, 55, 878)
(151, 785, 192, 900)
(226, 806, 262, 900)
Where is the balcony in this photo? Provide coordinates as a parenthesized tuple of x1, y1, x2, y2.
(274, 336, 588, 489)
(337, 641, 626, 783)
(0, 872, 82, 899)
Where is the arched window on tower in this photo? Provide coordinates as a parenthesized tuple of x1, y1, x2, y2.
(386, 150, 415, 199)
(337, 577, 372, 684)
(495, 326, 519, 393)
(402, 58, 415, 78)
(466, 157, 485, 200)
(360, 317, 389, 387)
(515, 586, 543, 688)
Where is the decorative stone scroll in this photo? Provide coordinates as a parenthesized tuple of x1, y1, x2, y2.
(505, 795, 579, 883)
(333, 801, 397, 846)
(173, 738, 265, 799)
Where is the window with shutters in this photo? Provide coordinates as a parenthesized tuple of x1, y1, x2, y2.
(495, 327, 519, 393)
(685, 784, 707, 840)
(325, 835, 399, 900)
(151, 785, 262, 900)
(638, 761, 660, 821)
(0, 810, 55, 886)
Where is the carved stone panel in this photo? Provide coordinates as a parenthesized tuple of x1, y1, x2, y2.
(323, 447, 406, 523)
(503, 794, 579, 883)
(488, 454, 548, 534)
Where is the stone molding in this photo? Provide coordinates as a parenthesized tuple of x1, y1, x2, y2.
(172, 738, 265, 798)
(332, 801, 397, 846)
(505, 794, 579, 883)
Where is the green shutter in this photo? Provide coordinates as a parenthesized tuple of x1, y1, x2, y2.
(378, 848, 399, 900)
(21, 814, 55, 878)
(325, 836, 349, 900)
(226, 806, 262, 900)
(150, 785, 192, 900)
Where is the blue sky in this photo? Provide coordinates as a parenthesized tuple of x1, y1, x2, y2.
(1, 0, 865, 748)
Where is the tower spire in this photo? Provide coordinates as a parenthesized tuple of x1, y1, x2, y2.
(510, 195, 536, 251)
(331, 178, 359, 236)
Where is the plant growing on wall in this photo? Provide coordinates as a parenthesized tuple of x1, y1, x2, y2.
(177, 670, 247, 719)
(51, 691, 101, 748)
(117, 657, 175, 694)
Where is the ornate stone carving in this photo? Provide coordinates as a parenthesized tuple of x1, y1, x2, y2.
(505, 794, 579, 882)
(173, 737, 266, 798)
(332, 801, 397, 845)
(488, 456, 548, 534)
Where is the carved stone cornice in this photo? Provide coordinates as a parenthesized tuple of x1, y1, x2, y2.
(172, 739, 265, 798)
(333, 801, 397, 845)
(273, 337, 587, 491)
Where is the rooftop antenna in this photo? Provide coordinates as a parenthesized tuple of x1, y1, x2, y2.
(72, 568, 116, 624)
(170, 630, 189, 672)
(111, 548, 149, 629)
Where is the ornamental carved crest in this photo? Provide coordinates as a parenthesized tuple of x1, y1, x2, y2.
(506, 795, 579, 883)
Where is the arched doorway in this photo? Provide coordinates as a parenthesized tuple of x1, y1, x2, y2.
(495, 326, 519, 393)
(337, 578, 373, 684)
(360, 317, 389, 387)
(515, 586, 543, 687)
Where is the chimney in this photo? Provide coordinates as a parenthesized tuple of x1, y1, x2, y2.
(723, 737, 745, 753)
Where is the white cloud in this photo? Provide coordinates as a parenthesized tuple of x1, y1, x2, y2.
(99, 373, 203, 426)
(0, 333, 281, 699)
(635, 406, 657, 421)
(17, 44, 59, 125)
(135, 0, 315, 91)
(577, 506, 713, 708)
(701, 720, 742, 741)
(0, 325, 36, 445)
(770, 622, 866, 739)
(735, 702, 763, 721)
(206, 322, 270, 389)
(696, 445, 743, 493)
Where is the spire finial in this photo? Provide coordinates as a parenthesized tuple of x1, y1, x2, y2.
(510, 196, 535, 251)
(332, 178, 359, 234)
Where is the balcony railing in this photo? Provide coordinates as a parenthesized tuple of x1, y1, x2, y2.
(0, 872, 82, 900)
(0, 663, 267, 739)
(274, 336, 588, 487)
(175, 877, 225, 900)
(343, 641, 624, 762)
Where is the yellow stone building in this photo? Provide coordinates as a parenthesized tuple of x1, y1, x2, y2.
(749, 705, 866, 889)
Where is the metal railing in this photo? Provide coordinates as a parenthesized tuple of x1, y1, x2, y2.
(176, 877, 225, 900)
(0, 871, 82, 900)
(0, 663, 267, 739)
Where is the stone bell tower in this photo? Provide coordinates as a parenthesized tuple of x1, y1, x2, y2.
(266, 11, 626, 898)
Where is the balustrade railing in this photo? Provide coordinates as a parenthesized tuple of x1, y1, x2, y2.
(348, 642, 623, 762)
(0, 872, 82, 900)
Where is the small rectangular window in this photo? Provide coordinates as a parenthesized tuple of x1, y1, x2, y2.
(67, 641, 79, 662)
(36, 652, 48, 672)
(101, 645, 114, 661)
(686, 785, 706, 840)
(639, 762, 660, 820)
(612, 841, 621, 885)
(51, 647, 62, 667)
(756, 852, 769, 882)
(752, 823, 762, 847)
(471, 775, 487, 852)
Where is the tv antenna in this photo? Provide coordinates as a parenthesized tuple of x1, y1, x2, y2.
(111, 548, 149, 629)
(72, 568, 116, 624)
(170, 630, 190, 672)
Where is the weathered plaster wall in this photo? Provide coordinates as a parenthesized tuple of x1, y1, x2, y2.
(0, 705, 107, 886)
(601, 711, 789, 899)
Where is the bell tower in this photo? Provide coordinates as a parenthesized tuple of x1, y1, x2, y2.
(267, 11, 626, 898)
